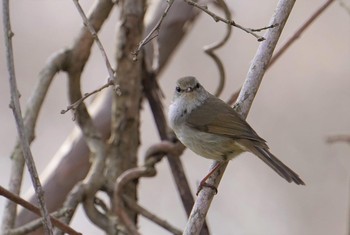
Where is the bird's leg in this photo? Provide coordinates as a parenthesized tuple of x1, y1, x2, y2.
(196, 161, 223, 195)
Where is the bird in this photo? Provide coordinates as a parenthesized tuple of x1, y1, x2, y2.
(168, 76, 305, 193)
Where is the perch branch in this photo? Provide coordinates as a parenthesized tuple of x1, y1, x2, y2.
(184, 0, 297, 234)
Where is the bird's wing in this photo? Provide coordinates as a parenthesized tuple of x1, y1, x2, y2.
(186, 96, 267, 146)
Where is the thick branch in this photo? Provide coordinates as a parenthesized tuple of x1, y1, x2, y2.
(106, 0, 146, 234)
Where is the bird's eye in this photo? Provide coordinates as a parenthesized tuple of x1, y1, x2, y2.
(195, 83, 200, 89)
(175, 86, 181, 92)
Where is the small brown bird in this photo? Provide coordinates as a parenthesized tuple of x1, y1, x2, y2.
(168, 76, 305, 192)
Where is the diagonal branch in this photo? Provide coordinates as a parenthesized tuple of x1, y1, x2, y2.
(72, 0, 116, 82)
(133, 0, 175, 59)
(184, 0, 277, 41)
(184, 0, 297, 234)
(0, 186, 80, 235)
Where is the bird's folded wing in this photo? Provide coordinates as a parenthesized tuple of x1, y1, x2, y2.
(186, 96, 268, 147)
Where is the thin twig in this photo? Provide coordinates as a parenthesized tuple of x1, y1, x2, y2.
(184, 0, 277, 41)
(72, 0, 116, 82)
(123, 196, 182, 235)
(0, 186, 81, 235)
(2, 1, 53, 234)
(133, 0, 175, 59)
(250, 23, 279, 32)
(60, 79, 117, 116)
(226, 0, 335, 105)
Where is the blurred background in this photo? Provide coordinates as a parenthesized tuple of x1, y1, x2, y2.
(0, 0, 350, 234)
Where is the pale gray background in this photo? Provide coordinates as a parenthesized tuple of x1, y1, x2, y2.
(1, 0, 350, 234)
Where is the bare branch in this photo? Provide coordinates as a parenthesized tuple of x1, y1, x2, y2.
(52, 0, 115, 232)
(2, 50, 67, 231)
(133, 0, 175, 59)
(0, 186, 80, 235)
(104, 0, 146, 234)
(184, 0, 297, 234)
(184, 0, 277, 41)
(72, 0, 116, 82)
(2, 1, 53, 233)
(60, 79, 118, 116)
(17, 0, 205, 229)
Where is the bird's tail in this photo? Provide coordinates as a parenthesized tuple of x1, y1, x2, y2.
(252, 146, 305, 185)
